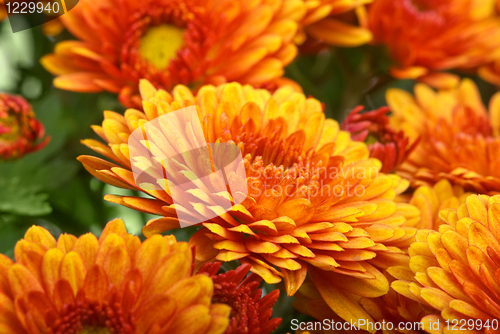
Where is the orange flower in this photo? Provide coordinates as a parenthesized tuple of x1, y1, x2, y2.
(78, 80, 421, 330)
(341, 106, 418, 174)
(199, 262, 281, 334)
(392, 194, 500, 334)
(387, 79, 500, 194)
(368, 0, 500, 88)
(0, 218, 231, 334)
(0, 93, 49, 160)
(298, 0, 373, 47)
(41, 0, 306, 108)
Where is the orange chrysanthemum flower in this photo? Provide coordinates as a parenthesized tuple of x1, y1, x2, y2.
(41, 0, 306, 108)
(392, 194, 500, 334)
(341, 106, 418, 174)
(298, 0, 372, 48)
(387, 79, 500, 194)
(199, 262, 281, 334)
(0, 93, 49, 160)
(78, 80, 421, 330)
(0, 218, 232, 334)
(368, 0, 500, 88)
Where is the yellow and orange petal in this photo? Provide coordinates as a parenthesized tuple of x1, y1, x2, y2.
(404, 179, 471, 231)
(41, 0, 306, 108)
(0, 93, 49, 160)
(341, 106, 418, 174)
(368, 0, 500, 88)
(294, 271, 434, 334)
(298, 0, 373, 48)
(78, 80, 421, 330)
(392, 194, 500, 334)
(0, 218, 231, 334)
(387, 79, 500, 195)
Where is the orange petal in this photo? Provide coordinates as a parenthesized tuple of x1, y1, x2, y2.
(83, 265, 108, 303)
(189, 229, 219, 262)
(282, 265, 307, 296)
(8, 264, 43, 298)
(305, 18, 372, 47)
(54, 72, 110, 92)
(60, 251, 86, 296)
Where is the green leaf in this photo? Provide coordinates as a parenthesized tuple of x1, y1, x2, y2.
(0, 177, 51, 215)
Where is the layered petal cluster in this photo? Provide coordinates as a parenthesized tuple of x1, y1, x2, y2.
(41, 0, 306, 108)
(387, 79, 500, 194)
(368, 0, 500, 88)
(0, 218, 231, 334)
(78, 80, 421, 330)
(341, 106, 417, 174)
(0, 93, 49, 160)
(407, 179, 470, 231)
(392, 194, 500, 334)
(199, 262, 281, 334)
(294, 273, 434, 334)
(298, 0, 373, 48)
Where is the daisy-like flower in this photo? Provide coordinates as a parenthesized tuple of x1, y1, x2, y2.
(368, 0, 500, 88)
(199, 262, 281, 334)
(78, 80, 421, 331)
(387, 79, 500, 194)
(341, 106, 418, 174)
(0, 93, 49, 160)
(392, 194, 500, 334)
(41, 0, 306, 108)
(0, 218, 231, 334)
(298, 0, 373, 47)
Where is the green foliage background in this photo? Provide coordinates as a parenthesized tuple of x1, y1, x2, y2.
(0, 20, 498, 333)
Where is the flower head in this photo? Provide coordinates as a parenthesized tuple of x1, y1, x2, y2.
(341, 106, 417, 174)
(78, 80, 421, 330)
(392, 194, 500, 333)
(0, 93, 49, 160)
(199, 262, 281, 334)
(41, 0, 306, 108)
(387, 79, 500, 194)
(368, 0, 500, 88)
(0, 218, 231, 334)
(298, 0, 373, 47)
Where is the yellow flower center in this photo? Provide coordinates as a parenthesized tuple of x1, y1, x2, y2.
(79, 327, 112, 334)
(139, 24, 185, 70)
